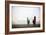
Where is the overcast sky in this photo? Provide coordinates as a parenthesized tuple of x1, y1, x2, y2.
(11, 6, 40, 24)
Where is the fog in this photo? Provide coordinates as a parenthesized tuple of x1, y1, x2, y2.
(11, 6, 40, 24)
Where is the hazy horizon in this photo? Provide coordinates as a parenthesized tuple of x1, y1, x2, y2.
(11, 6, 40, 25)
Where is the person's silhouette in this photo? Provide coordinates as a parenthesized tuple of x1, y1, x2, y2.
(27, 17, 30, 25)
(33, 16, 36, 25)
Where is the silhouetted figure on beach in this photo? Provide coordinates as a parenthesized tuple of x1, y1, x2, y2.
(27, 17, 30, 25)
(33, 16, 36, 25)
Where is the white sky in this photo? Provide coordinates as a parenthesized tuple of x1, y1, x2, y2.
(11, 5, 40, 24)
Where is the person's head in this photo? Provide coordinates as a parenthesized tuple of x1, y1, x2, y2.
(34, 16, 36, 18)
